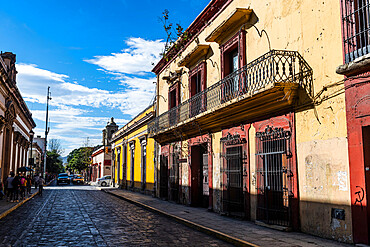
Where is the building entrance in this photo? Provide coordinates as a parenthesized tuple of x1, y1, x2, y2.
(169, 152, 179, 202)
(256, 126, 293, 227)
(362, 125, 370, 243)
(222, 145, 244, 217)
(190, 144, 208, 208)
(159, 155, 168, 200)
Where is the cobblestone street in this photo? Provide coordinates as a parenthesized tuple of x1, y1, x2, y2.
(0, 183, 232, 246)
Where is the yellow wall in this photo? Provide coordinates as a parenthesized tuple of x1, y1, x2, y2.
(113, 105, 155, 188)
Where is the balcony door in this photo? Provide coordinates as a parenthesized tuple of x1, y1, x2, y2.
(189, 62, 207, 118)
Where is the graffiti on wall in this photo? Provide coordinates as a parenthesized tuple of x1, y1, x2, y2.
(354, 186, 365, 210)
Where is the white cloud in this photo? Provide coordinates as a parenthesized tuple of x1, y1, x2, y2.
(16, 37, 160, 155)
(31, 106, 128, 154)
(16, 64, 155, 116)
(84, 37, 164, 75)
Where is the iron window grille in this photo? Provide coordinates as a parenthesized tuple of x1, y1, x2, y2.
(341, 0, 370, 63)
(255, 126, 293, 227)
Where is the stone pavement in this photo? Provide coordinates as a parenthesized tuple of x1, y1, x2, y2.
(0, 185, 233, 246)
(104, 189, 353, 247)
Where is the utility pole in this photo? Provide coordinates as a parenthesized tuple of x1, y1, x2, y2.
(43, 86, 51, 179)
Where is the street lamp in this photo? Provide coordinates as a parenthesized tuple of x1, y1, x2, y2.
(29, 129, 34, 167)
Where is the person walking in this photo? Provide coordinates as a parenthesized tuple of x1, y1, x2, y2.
(34, 174, 39, 190)
(0, 181, 4, 200)
(26, 175, 32, 195)
(12, 173, 20, 202)
(6, 172, 15, 202)
(20, 174, 26, 200)
(38, 176, 45, 196)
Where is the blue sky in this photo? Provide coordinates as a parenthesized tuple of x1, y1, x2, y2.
(0, 0, 210, 155)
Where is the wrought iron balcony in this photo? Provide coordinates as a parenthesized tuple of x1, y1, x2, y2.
(149, 50, 313, 143)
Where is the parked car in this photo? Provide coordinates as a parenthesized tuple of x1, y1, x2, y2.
(72, 174, 84, 185)
(57, 173, 70, 185)
(97, 175, 111, 187)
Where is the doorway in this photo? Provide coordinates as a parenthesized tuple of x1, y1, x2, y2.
(222, 145, 244, 217)
(362, 125, 370, 243)
(191, 144, 209, 208)
(160, 155, 168, 200)
(256, 129, 292, 227)
(169, 152, 179, 202)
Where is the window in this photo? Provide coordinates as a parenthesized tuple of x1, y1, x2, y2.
(220, 32, 246, 102)
(130, 142, 135, 186)
(189, 62, 207, 117)
(342, 0, 370, 62)
(168, 82, 180, 126)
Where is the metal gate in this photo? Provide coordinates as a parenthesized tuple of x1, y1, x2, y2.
(256, 126, 292, 227)
(169, 153, 179, 202)
(160, 155, 168, 199)
(222, 146, 244, 217)
(203, 154, 209, 196)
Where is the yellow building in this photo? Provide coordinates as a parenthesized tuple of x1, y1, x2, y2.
(149, 0, 352, 243)
(111, 104, 155, 193)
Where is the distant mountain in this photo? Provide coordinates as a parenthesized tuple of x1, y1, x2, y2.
(61, 156, 68, 164)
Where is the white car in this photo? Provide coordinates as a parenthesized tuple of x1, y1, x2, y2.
(97, 175, 111, 187)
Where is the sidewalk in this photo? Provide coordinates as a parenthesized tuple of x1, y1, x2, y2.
(0, 187, 39, 220)
(0, 179, 54, 220)
(104, 189, 353, 247)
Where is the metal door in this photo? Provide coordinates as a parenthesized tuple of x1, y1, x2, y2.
(169, 153, 179, 202)
(362, 126, 370, 242)
(160, 155, 168, 199)
(256, 127, 292, 227)
(203, 153, 209, 196)
(222, 146, 244, 217)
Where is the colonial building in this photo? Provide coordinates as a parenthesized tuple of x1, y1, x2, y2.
(149, 0, 352, 243)
(90, 118, 118, 182)
(111, 104, 155, 194)
(0, 52, 35, 182)
(336, 0, 370, 244)
(29, 137, 43, 175)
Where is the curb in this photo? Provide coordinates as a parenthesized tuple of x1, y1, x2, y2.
(0, 179, 55, 220)
(103, 189, 258, 247)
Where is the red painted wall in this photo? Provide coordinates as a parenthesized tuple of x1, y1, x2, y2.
(345, 75, 370, 244)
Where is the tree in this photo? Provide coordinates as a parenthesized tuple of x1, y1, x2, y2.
(159, 9, 188, 60)
(48, 139, 64, 156)
(46, 150, 64, 174)
(66, 147, 93, 173)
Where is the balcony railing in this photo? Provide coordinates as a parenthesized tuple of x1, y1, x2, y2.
(149, 50, 313, 137)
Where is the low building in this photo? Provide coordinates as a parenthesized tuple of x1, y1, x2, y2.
(111, 104, 155, 194)
(32, 135, 45, 175)
(90, 118, 118, 182)
(0, 52, 35, 182)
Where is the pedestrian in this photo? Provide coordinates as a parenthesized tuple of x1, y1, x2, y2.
(38, 176, 45, 196)
(0, 181, 4, 200)
(12, 173, 20, 202)
(26, 175, 32, 195)
(34, 174, 39, 189)
(6, 172, 15, 202)
(20, 174, 26, 200)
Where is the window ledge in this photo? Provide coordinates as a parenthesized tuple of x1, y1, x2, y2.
(336, 53, 370, 76)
